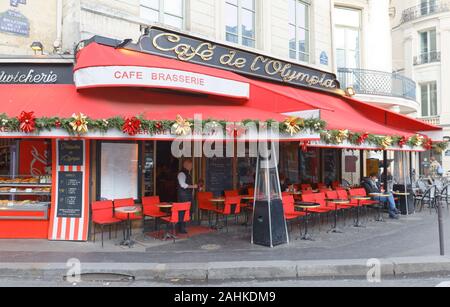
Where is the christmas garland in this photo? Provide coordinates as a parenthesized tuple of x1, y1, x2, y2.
(0, 112, 326, 137)
(1, 112, 447, 152)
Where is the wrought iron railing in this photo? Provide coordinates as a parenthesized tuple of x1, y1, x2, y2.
(401, 1, 450, 24)
(337, 68, 417, 101)
(414, 51, 441, 65)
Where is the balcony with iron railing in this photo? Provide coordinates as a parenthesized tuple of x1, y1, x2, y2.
(419, 116, 441, 126)
(401, 1, 450, 24)
(337, 68, 417, 102)
(414, 51, 441, 65)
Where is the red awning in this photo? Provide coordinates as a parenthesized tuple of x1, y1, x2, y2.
(248, 79, 440, 136)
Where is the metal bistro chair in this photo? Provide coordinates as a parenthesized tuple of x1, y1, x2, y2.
(415, 185, 437, 213)
(437, 184, 450, 209)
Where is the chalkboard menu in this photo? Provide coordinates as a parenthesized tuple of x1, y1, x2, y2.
(58, 140, 84, 166)
(57, 172, 83, 218)
(206, 157, 233, 197)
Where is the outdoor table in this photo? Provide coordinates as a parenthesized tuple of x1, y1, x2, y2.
(295, 202, 320, 241)
(369, 193, 391, 222)
(326, 199, 350, 234)
(209, 198, 225, 229)
(240, 196, 254, 226)
(351, 196, 371, 227)
(393, 191, 411, 215)
(115, 205, 141, 248)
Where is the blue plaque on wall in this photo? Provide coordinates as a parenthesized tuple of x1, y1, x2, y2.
(10, 0, 19, 7)
(0, 9, 30, 37)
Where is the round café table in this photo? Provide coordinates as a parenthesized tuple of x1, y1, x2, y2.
(326, 199, 350, 233)
(156, 203, 177, 240)
(370, 193, 392, 222)
(209, 198, 225, 229)
(295, 202, 320, 241)
(115, 206, 141, 248)
(351, 196, 371, 227)
(393, 191, 411, 215)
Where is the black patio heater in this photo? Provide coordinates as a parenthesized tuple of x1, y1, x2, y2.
(251, 142, 289, 248)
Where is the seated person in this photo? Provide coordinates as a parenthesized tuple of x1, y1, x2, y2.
(362, 173, 400, 219)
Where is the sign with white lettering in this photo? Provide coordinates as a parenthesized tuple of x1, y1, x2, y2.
(126, 27, 341, 94)
(0, 9, 29, 37)
(74, 66, 250, 99)
(0, 64, 73, 84)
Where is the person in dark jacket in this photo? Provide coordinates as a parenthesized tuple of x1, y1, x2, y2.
(362, 173, 400, 219)
(176, 159, 197, 234)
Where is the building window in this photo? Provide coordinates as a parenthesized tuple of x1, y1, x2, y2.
(420, 29, 437, 55)
(420, 82, 438, 117)
(334, 7, 361, 69)
(140, 0, 184, 29)
(289, 0, 310, 63)
(225, 0, 256, 48)
(420, 0, 437, 15)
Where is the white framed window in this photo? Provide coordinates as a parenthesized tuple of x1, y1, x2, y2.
(334, 6, 362, 69)
(419, 29, 437, 54)
(225, 0, 256, 48)
(289, 0, 310, 63)
(420, 81, 438, 117)
(140, 0, 185, 29)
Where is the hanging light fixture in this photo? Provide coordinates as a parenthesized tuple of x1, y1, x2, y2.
(30, 42, 44, 55)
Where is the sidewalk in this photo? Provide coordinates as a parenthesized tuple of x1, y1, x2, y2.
(0, 210, 449, 281)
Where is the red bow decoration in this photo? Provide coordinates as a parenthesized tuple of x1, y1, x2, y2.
(54, 120, 62, 128)
(423, 138, 433, 150)
(398, 136, 407, 148)
(226, 123, 246, 138)
(122, 117, 141, 136)
(154, 122, 163, 131)
(18, 111, 36, 133)
(300, 141, 310, 152)
(357, 133, 369, 145)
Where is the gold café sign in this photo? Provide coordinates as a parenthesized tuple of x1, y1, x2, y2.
(126, 27, 341, 94)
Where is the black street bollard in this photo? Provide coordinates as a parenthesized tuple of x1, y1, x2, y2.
(437, 196, 445, 256)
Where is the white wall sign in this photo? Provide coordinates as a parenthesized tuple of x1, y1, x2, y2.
(74, 66, 250, 100)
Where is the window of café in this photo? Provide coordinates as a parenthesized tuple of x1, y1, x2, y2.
(204, 144, 234, 197)
(342, 149, 360, 186)
(98, 142, 141, 201)
(143, 141, 155, 197)
(279, 142, 300, 185)
(322, 149, 341, 186)
(299, 148, 320, 184)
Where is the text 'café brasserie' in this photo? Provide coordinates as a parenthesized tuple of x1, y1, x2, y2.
(0, 26, 442, 243)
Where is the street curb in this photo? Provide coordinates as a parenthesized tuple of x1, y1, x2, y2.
(1, 256, 450, 282)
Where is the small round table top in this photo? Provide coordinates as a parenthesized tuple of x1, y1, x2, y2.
(326, 199, 350, 204)
(369, 193, 391, 197)
(115, 206, 141, 214)
(241, 196, 254, 200)
(157, 203, 173, 208)
(210, 198, 225, 203)
(295, 202, 320, 209)
(352, 196, 372, 200)
(393, 192, 410, 196)
(288, 191, 302, 195)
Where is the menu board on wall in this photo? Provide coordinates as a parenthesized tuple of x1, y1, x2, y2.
(58, 140, 84, 166)
(57, 171, 83, 218)
(206, 157, 233, 197)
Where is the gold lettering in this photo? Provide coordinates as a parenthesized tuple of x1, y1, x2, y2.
(251, 56, 267, 71)
(265, 60, 283, 76)
(152, 32, 215, 62)
(219, 51, 247, 68)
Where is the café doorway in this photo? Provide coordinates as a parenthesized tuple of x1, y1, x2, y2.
(155, 142, 179, 202)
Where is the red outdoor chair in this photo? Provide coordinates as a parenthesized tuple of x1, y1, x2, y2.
(349, 189, 379, 207)
(302, 189, 314, 195)
(326, 191, 353, 209)
(317, 183, 328, 189)
(214, 196, 241, 232)
(91, 200, 122, 248)
(301, 193, 335, 213)
(142, 196, 167, 232)
(160, 202, 192, 242)
(301, 184, 312, 191)
(247, 187, 255, 197)
(224, 190, 240, 197)
(197, 192, 215, 225)
(283, 195, 306, 220)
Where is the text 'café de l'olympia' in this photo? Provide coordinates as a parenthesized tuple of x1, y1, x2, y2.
(0, 26, 444, 243)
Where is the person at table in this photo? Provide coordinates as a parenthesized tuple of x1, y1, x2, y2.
(177, 159, 198, 234)
(362, 173, 400, 219)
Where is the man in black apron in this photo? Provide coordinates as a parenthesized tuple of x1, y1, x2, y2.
(177, 159, 197, 234)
